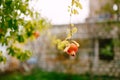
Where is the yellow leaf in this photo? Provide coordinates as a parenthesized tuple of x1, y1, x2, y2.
(75, 1, 82, 9)
(68, 9, 70, 12)
(73, 9, 79, 14)
(72, 0, 75, 6)
(62, 40, 69, 45)
(71, 10, 74, 14)
(78, 2, 82, 9)
(70, 24, 74, 27)
(66, 33, 72, 39)
(56, 39, 61, 43)
(68, 6, 71, 8)
(72, 27, 77, 33)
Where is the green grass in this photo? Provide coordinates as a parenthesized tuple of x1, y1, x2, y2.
(0, 68, 118, 80)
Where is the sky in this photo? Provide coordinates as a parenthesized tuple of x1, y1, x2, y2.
(30, 0, 89, 25)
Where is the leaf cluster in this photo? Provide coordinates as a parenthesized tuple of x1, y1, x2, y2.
(0, 0, 50, 62)
(68, 0, 82, 15)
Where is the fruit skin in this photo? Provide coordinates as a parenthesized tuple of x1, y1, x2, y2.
(0, 28, 2, 33)
(33, 31, 40, 38)
(64, 43, 78, 56)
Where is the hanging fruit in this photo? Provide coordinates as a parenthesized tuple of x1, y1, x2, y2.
(64, 41, 79, 56)
(33, 31, 40, 38)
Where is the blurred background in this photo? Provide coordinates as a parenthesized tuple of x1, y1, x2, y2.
(0, 0, 120, 80)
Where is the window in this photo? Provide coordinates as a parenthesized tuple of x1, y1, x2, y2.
(99, 39, 114, 61)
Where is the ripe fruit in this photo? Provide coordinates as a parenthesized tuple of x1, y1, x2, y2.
(33, 31, 40, 38)
(0, 28, 2, 33)
(64, 43, 79, 56)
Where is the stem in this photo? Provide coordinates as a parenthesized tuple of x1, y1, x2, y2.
(69, 0, 74, 38)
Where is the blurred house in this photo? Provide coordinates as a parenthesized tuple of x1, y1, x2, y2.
(87, 0, 111, 22)
(0, 0, 120, 77)
(31, 0, 120, 77)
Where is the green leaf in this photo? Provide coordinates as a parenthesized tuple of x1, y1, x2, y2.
(17, 35, 25, 43)
(0, 51, 6, 63)
(0, 0, 50, 63)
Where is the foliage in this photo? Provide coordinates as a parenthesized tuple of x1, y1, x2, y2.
(0, 68, 117, 80)
(68, 0, 82, 15)
(0, 51, 6, 63)
(101, 45, 113, 56)
(0, 0, 50, 62)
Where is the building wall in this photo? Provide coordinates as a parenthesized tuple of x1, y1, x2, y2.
(89, 0, 109, 17)
(87, 0, 113, 22)
(32, 23, 120, 77)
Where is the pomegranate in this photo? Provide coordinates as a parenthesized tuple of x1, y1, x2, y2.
(33, 31, 40, 38)
(64, 43, 78, 56)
